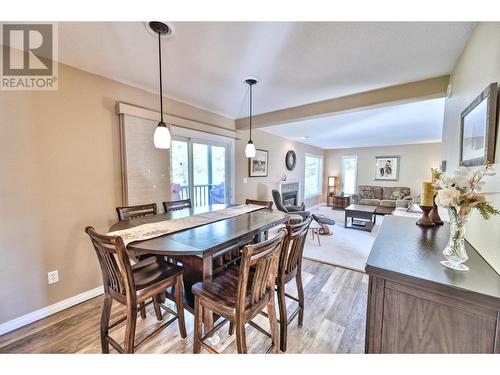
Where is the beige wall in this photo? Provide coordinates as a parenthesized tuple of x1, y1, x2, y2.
(441, 22, 500, 275)
(0, 62, 234, 324)
(235, 129, 325, 208)
(325, 143, 442, 196)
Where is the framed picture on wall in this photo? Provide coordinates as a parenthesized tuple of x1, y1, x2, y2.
(248, 149, 269, 177)
(460, 82, 498, 167)
(374, 156, 400, 181)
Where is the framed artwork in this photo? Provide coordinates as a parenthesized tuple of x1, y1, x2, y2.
(460, 82, 498, 167)
(374, 156, 399, 181)
(248, 149, 268, 177)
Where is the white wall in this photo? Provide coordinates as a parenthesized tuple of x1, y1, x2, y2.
(325, 143, 442, 196)
(441, 22, 500, 275)
(235, 129, 325, 208)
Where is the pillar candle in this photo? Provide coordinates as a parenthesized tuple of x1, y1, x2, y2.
(421, 182, 434, 207)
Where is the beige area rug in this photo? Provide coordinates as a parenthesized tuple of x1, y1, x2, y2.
(303, 205, 384, 272)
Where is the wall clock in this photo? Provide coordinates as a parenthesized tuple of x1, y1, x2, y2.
(285, 150, 296, 171)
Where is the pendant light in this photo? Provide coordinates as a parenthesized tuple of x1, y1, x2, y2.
(245, 78, 257, 158)
(150, 21, 172, 149)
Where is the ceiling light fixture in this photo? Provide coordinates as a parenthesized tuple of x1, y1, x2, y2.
(150, 21, 172, 149)
(244, 78, 257, 158)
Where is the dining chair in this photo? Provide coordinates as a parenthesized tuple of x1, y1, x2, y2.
(163, 199, 192, 213)
(192, 229, 286, 354)
(245, 199, 273, 209)
(116, 203, 157, 221)
(275, 216, 312, 352)
(85, 226, 187, 354)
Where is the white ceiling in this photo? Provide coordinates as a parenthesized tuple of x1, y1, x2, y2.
(57, 22, 474, 119)
(260, 98, 446, 149)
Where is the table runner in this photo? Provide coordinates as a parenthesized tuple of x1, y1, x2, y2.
(107, 204, 265, 246)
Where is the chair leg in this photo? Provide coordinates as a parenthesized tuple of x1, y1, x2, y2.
(100, 294, 113, 354)
(139, 302, 146, 319)
(228, 322, 234, 336)
(193, 296, 203, 354)
(175, 275, 187, 339)
(277, 282, 288, 352)
(267, 295, 279, 353)
(124, 302, 137, 354)
(235, 318, 247, 354)
(153, 294, 163, 321)
(296, 271, 305, 327)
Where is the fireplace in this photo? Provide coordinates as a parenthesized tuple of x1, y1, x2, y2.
(282, 191, 298, 207)
(278, 180, 301, 207)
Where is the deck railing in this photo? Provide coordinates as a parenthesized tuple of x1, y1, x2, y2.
(177, 184, 225, 207)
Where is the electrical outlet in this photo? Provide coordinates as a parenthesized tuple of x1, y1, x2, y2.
(48, 270, 59, 284)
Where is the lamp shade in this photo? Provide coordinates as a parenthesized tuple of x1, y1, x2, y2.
(328, 176, 337, 187)
(154, 123, 171, 149)
(245, 141, 256, 158)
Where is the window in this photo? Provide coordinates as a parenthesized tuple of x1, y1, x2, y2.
(304, 154, 323, 198)
(170, 127, 234, 207)
(341, 155, 358, 195)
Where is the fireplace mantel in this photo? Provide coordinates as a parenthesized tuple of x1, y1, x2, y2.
(278, 180, 303, 204)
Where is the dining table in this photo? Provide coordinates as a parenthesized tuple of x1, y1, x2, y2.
(108, 203, 289, 332)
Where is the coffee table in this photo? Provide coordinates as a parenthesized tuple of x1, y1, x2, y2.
(344, 204, 378, 232)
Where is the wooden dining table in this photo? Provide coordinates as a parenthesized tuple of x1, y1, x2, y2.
(108, 204, 289, 332)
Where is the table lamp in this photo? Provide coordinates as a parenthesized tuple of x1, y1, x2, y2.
(328, 176, 337, 195)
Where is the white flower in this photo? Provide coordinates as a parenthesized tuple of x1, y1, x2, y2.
(435, 187, 460, 208)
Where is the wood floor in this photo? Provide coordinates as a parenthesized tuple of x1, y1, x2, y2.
(0, 260, 368, 354)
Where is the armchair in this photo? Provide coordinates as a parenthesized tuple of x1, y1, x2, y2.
(272, 190, 310, 219)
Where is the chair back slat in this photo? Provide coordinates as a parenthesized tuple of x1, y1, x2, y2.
(280, 217, 312, 277)
(245, 199, 273, 209)
(116, 203, 157, 221)
(163, 199, 192, 213)
(238, 230, 286, 308)
(85, 227, 135, 297)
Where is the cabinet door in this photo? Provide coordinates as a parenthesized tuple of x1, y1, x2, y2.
(380, 282, 497, 353)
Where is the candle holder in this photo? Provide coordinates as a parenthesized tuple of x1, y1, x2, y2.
(416, 205, 436, 227)
(431, 201, 443, 225)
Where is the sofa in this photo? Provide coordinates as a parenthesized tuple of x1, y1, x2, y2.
(351, 185, 413, 214)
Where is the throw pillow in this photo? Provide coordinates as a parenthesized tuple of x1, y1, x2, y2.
(390, 189, 405, 200)
(359, 189, 375, 199)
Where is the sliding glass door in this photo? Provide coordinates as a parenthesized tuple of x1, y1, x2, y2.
(171, 136, 230, 207)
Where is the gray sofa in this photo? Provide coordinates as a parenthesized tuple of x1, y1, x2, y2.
(351, 185, 413, 214)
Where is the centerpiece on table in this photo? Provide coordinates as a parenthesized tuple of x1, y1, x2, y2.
(433, 163, 499, 271)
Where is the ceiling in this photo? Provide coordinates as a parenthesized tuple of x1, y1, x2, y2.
(57, 22, 474, 119)
(260, 98, 446, 149)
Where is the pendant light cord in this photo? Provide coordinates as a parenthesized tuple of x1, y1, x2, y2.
(249, 83, 252, 141)
(158, 31, 164, 123)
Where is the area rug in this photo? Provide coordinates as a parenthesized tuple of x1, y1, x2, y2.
(303, 205, 384, 272)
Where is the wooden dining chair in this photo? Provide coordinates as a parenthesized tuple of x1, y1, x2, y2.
(275, 216, 312, 352)
(245, 199, 273, 209)
(163, 199, 192, 213)
(85, 226, 187, 354)
(192, 229, 286, 354)
(116, 203, 157, 221)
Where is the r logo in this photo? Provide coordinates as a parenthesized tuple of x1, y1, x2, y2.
(1, 23, 58, 90)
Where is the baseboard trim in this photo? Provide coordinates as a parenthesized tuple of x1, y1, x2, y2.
(0, 286, 104, 336)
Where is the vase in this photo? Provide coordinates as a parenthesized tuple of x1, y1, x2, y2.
(440, 207, 471, 271)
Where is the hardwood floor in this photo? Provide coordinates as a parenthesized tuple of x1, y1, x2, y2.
(0, 260, 368, 354)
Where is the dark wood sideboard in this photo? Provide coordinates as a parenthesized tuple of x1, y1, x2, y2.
(365, 216, 500, 353)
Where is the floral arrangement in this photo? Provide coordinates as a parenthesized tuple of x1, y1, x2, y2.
(433, 163, 499, 220)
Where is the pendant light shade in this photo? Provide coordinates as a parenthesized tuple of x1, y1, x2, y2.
(245, 78, 258, 158)
(150, 21, 171, 149)
(154, 122, 171, 149)
(245, 140, 256, 158)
